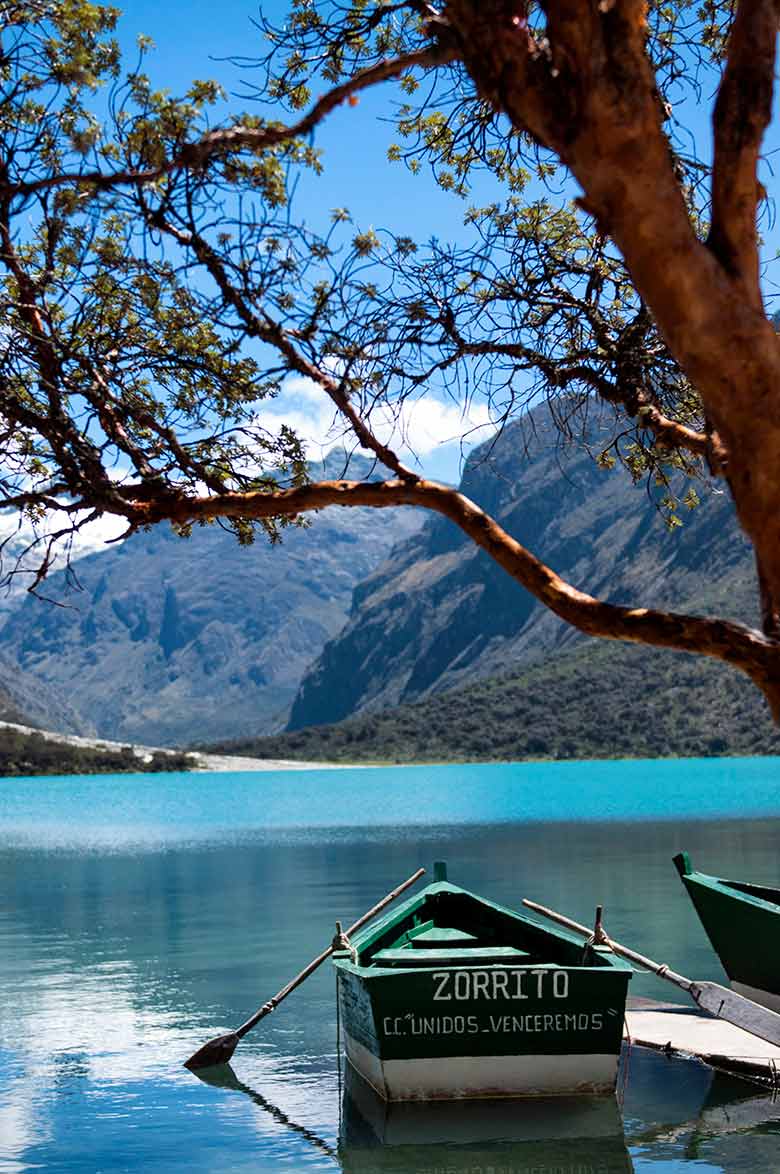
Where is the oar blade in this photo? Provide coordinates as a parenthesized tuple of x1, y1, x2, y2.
(184, 1030, 240, 1071)
(692, 982, 780, 1047)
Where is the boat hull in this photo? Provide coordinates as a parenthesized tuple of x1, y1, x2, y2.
(336, 963, 630, 1100)
(731, 981, 780, 1014)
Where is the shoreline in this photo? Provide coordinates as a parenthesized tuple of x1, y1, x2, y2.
(4, 720, 773, 776)
(0, 720, 344, 773)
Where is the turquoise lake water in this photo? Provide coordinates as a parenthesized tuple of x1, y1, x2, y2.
(2, 755, 780, 1172)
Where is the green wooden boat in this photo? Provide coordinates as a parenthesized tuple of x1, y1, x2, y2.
(674, 852, 780, 1012)
(332, 863, 632, 1101)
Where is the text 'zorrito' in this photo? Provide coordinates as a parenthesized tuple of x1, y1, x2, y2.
(432, 968, 569, 1001)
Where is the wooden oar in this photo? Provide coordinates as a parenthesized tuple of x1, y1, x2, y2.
(522, 897, 780, 1048)
(184, 866, 425, 1070)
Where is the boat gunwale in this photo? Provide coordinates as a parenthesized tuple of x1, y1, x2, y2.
(681, 869, 780, 917)
(338, 879, 632, 974)
(331, 955, 633, 979)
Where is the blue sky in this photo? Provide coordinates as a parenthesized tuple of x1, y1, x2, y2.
(114, 0, 481, 239)
(112, 2, 780, 244)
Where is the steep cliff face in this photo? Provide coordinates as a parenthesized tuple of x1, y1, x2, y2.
(288, 416, 755, 730)
(0, 455, 421, 745)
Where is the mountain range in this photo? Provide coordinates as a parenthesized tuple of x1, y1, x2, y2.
(287, 413, 757, 732)
(0, 409, 769, 759)
(0, 454, 421, 745)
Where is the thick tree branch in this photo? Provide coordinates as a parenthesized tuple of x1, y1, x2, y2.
(708, 0, 778, 302)
(445, 2, 723, 383)
(6, 0, 780, 726)
(445, 2, 718, 370)
(0, 48, 456, 202)
(445, 1, 557, 145)
(123, 476, 780, 716)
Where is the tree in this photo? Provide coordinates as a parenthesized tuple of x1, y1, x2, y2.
(2, 0, 780, 714)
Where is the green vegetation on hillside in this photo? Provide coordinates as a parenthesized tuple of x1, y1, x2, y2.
(0, 728, 195, 777)
(205, 640, 780, 764)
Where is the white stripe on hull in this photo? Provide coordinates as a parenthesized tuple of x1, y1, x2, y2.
(342, 1032, 619, 1101)
(731, 981, 780, 1014)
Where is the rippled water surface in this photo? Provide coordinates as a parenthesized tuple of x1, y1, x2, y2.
(2, 757, 780, 1172)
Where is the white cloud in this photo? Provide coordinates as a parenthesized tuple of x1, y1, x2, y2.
(383, 395, 493, 457)
(0, 509, 128, 594)
(69, 511, 129, 552)
(253, 377, 349, 462)
(254, 377, 494, 474)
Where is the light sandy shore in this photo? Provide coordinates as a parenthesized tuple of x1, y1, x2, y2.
(192, 751, 346, 772)
(0, 720, 343, 772)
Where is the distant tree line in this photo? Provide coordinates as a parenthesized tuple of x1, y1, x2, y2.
(0, 728, 194, 777)
(206, 642, 780, 766)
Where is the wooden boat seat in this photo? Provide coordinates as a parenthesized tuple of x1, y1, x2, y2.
(409, 926, 478, 947)
(371, 945, 530, 967)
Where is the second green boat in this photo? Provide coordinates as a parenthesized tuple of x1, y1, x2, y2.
(674, 851, 780, 1013)
(332, 863, 632, 1101)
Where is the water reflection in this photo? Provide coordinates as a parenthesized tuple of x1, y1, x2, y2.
(621, 1045, 780, 1166)
(339, 1067, 633, 1173)
(194, 1062, 637, 1173)
(194, 1063, 338, 1161)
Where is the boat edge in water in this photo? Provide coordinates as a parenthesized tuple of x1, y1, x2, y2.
(333, 864, 632, 1102)
(674, 851, 780, 1013)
